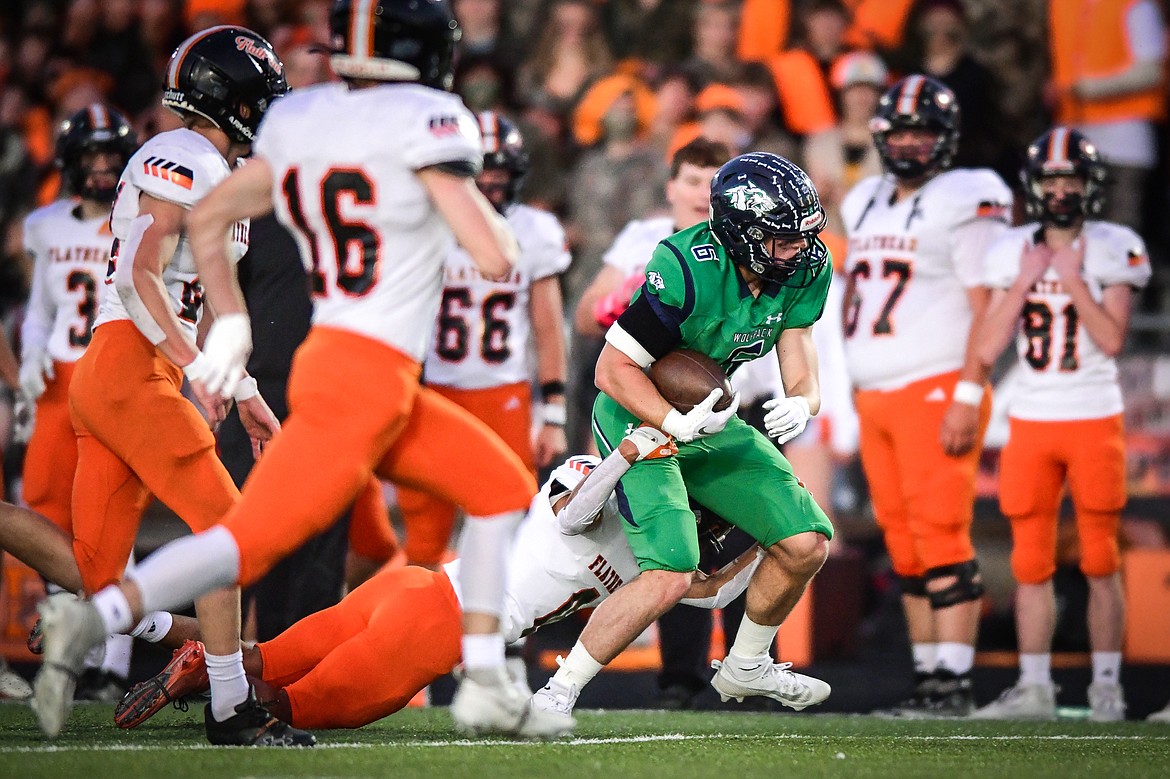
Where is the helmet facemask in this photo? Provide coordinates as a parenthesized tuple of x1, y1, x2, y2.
(1022, 127, 1106, 228)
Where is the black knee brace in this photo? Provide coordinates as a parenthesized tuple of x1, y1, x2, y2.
(924, 559, 984, 609)
(897, 573, 928, 597)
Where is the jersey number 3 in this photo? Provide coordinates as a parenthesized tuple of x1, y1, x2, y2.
(281, 168, 380, 297)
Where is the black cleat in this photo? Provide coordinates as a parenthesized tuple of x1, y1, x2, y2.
(204, 688, 316, 747)
(924, 670, 975, 718)
(874, 672, 938, 718)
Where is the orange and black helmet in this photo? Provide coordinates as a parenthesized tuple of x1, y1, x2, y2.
(1022, 126, 1107, 228)
(329, 0, 460, 91)
(55, 104, 137, 201)
(162, 26, 288, 145)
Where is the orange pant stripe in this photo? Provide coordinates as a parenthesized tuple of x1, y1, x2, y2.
(855, 370, 990, 577)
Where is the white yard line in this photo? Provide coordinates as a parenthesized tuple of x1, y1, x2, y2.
(3, 733, 1169, 754)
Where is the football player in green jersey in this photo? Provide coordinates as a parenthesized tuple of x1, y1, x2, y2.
(532, 153, 834, 723)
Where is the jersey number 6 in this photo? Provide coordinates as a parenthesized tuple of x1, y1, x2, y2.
(843, 258, 912, 337)
(281, 167, 380, 297)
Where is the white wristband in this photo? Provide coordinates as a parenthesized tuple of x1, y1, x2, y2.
(232, 375, 259, 402)
(952, 380, 984, 406)
(182, 352, 210, 382)
(542, 403, 567, 426)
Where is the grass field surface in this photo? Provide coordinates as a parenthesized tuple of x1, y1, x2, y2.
(2, 703, 1168, 778)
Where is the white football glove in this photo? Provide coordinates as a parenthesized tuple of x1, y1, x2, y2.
(661, 388, 741, 444)
(763, 395, 811, 444)
(18, 351, 53, 401)
(199, 313, 253, 398)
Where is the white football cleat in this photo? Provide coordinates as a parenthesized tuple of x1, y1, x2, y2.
(0, 658, 32, 700)
(32, 594, 107, 737)
(451, 668, 528, 736)
(527, 677, 578, 738)
(970, 682, 1057, 721)
(1088, 683, 1127, 722)
(710, 654, 830, 710)
(1146, 701, 1170, 723)
(505, 655, 532, 700)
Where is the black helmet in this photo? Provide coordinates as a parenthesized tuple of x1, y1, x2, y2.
(709, 152, 828, 288)
(329, 0, 461, 90)
(1022, 126, 1106, 228)
(56, 104, 137, 202)
(871, 74, 959, 181)
(477, 110, 529, 209)
(162, 26, 288, 145)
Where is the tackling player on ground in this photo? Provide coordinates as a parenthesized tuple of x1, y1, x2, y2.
(37, 0, 565, 740)
(841, 75, 1011, 716)
(31, 26, 298, 745)
(20, 105, 137, 697)
(532, 152, 835, 724)
(971, 127, 1149, 722)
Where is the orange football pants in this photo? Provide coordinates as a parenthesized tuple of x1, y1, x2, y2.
(23, 361, 79, 535)
(999, 415, 1126, 584)
(256, 564, 461, 728)
(69, 321, 240, 593)
(223, 326, 537, 587)
(346, 477, 397, 563)
(396, 381, 534, 567)
(855, 370, 991, 578)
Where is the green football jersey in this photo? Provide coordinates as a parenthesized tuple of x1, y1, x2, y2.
(629, 222, 831, 375)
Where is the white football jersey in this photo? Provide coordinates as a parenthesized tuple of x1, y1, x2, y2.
(841, 168, 1012, 390)
(21, 200, 111, 363)
(99, 129, 248, 340)
(445, 476, 639, 645)
(423, 203, 570, 389)
(602, 215, 675, 277)
(983, 221, 1151, 421)
(256, 82, 482, 362)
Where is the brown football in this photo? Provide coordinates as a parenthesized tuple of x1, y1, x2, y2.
(649, 349, 734, 413)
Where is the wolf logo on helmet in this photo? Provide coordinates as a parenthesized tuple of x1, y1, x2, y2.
(709, 152, 828, 288)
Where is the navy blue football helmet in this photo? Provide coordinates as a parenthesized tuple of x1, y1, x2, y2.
(330, 0, 461, 90)
(709, 152, 828, 288)
(477, 110, 529, 210)
(56, 104, 137, 202)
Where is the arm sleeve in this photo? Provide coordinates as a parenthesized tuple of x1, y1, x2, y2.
(555, 450, 633, 535)
(607, 243, 692, 364)
(19, 226, 53, 359)
(679, 549, 764, 609)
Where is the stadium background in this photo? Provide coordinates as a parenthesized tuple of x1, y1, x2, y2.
(0, 0, 1168, 717)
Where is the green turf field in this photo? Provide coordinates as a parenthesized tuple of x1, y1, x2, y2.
(1, 703, 1168, 778)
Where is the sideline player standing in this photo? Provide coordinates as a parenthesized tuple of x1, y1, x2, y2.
(20, 105, 137, 695)
(30, 27, 301, 745)
(398, 111, 569, 569)
(532, 152, 834, 723)
(972, 128, 1149, 722)
(841, 75, 1012, 716)
(39, 0, 567, 739)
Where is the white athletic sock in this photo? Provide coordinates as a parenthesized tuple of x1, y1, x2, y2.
(934, 642, 975, 675)
(129, 611, 173, 643)
(912, 642, 938, 675)
(126, 526, 241, 615)
(205, 650, 249, 722)
(92, 586, 134, 635)
(101, 633, 133, 679)
(551, 642, 603, 689)
(462, 633, 506, 672)
(729, 616, 779, 661)
(1018, 653, 1052, 686)
(456, 509, 522, 617)
(1091, 651, 1122, 687)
